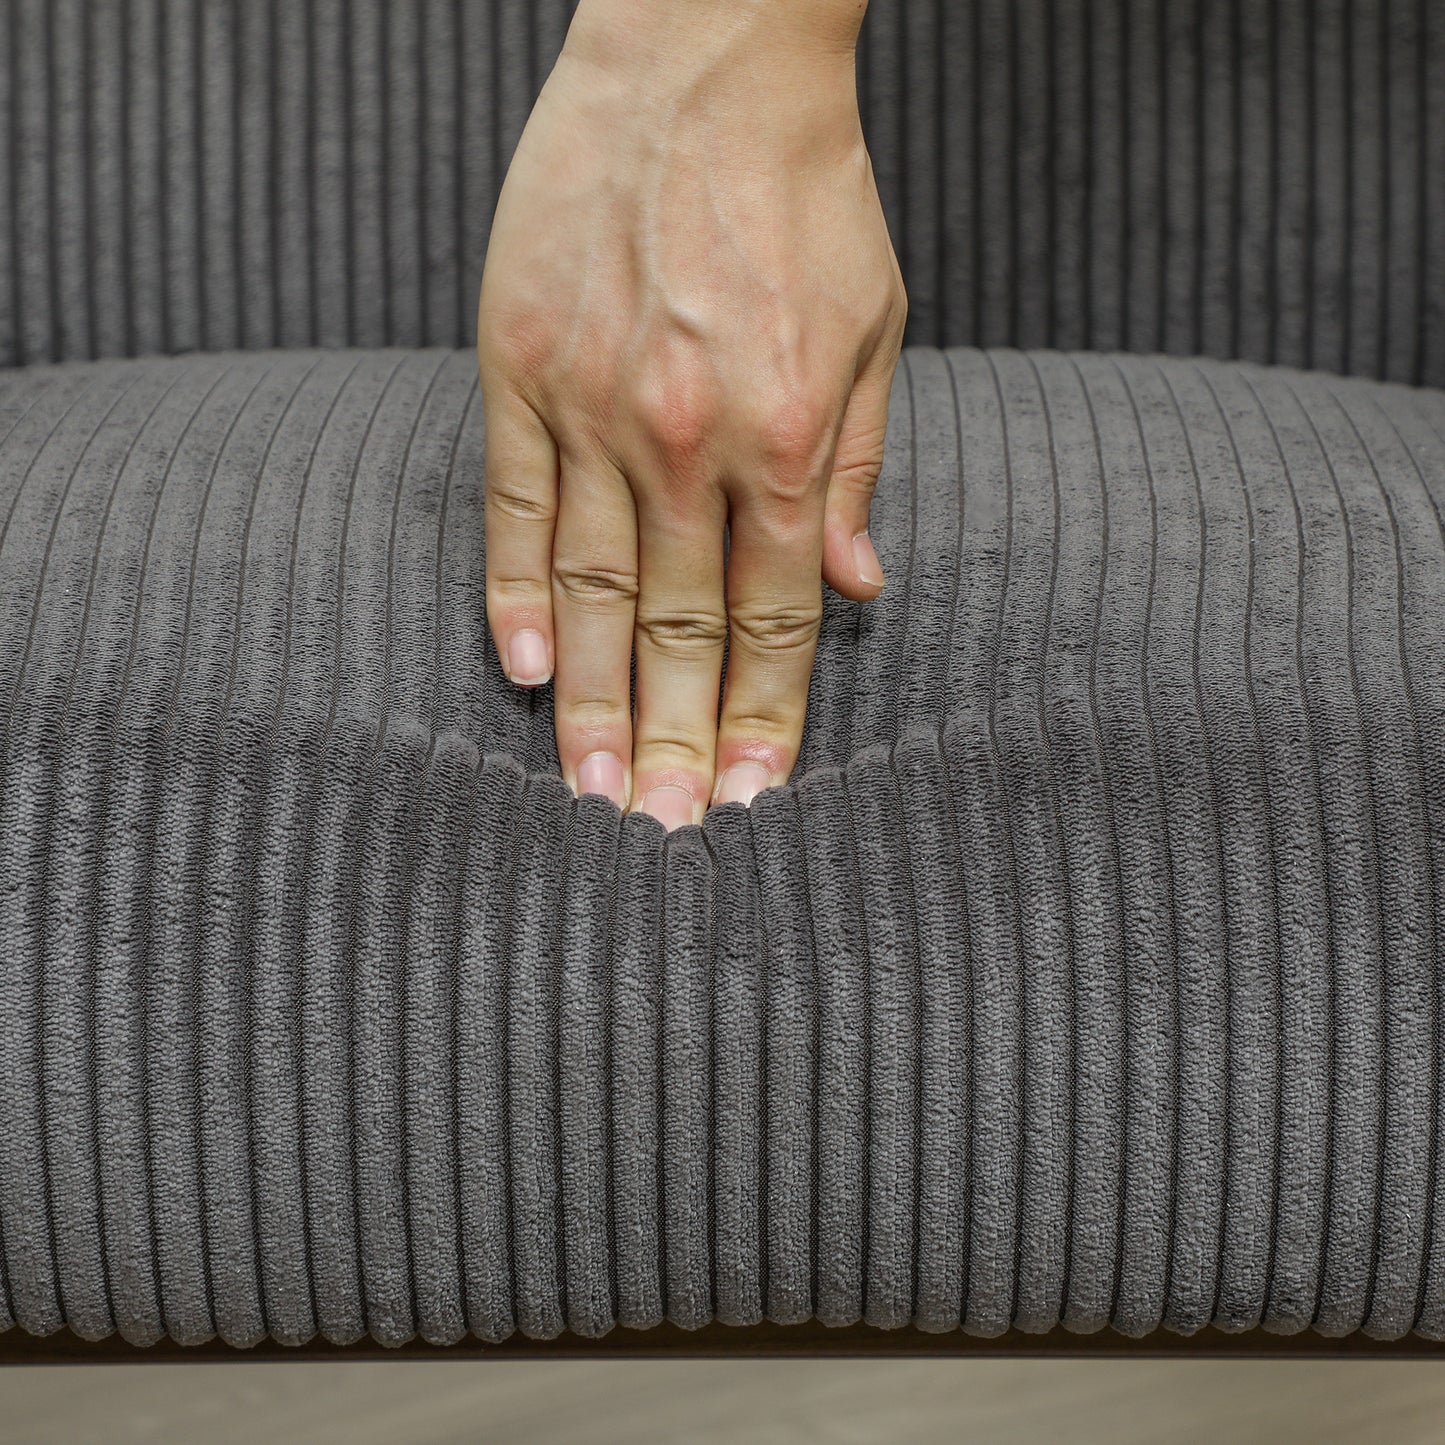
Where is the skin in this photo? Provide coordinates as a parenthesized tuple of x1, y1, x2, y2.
(476, 0, 905, 829)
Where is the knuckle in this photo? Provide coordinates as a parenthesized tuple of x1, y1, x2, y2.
(557, 694, 630, 742)
(636, 609, 729, 654)
(486, 479, 555, 525)
(729, 602, 822, 654)
(752, 393, 828, 467)
(635, 734, 713, 772)
(552, 560, 640, 609)
(757, 465, 819, 509)
(634, 376, 723, 460)
(488, 572, 550, 606)
(720, 715, 798, 754)
(480, 302, 552, 381)
(829, 454, 882, 495)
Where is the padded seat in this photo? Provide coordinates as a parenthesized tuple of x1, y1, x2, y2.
(1, 344, 1444, 1346)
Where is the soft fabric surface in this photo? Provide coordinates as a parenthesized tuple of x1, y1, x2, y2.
(1, 345, 1444, 1345)
(2, 0, 1442, 385)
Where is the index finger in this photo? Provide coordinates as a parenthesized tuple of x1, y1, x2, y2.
(481, 383, 561, 687)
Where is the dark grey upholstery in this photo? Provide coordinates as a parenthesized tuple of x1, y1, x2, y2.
(1, 1, 1444, 1348)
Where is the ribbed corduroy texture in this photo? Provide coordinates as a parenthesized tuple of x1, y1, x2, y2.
(2, 346, 1445, 1345)
(2, 0, 1443, 385)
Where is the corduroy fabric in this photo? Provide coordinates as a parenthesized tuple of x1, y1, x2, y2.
(2, 0, 1443, 386)
(1, 345, 1444, 1346)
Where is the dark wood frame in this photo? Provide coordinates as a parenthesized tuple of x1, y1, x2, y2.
(6, 1321, 1445, 1363)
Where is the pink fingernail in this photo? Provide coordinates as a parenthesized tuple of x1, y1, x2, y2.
(852, 531, 884, 588)
(578, 750, 626, 807)
(507, 628, 551, 685)
(640, 785, 695, 832)
(713, 761, 771, 808)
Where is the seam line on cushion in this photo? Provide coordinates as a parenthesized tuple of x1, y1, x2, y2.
(103, 358, 242, 1344)
(0, 389, 49, 485)
(1196, 358, 1287, 1331)
(1238, 364, 1334, 1331)
(691, 815, 722, 1327)
(1069, 349, 1131, 1330)
(430, 356, 478, 734)
(404, 730, 442, 1340)
(932, 719, 972, 1328)
(1190, 355, 1283, 1323)
(0, 376, 112, 642)
(382, 353, 451, 1339)
(782, 785, 822, 1323)
(446, 749, 481, 1335)
(983, 348, 1027, 1331)
(207, 354, 324, 1342)
(902, 351, 922, 1322)
(836, 761, 867, 1325)
(600, 797, 619, 1332)
(1368, 390, 1445, 1335)
(7, 370, 145, 1332)
(939, 350, 967, 729)
(941, 348, 971, 1327)
(1109, 353, 1184, 1334)
(1161, 361, 1234, 1328)
(52, 362, 192, 1340)
(344, 726, 391, 1342)
(254, 353, 362, 1342)
(1027, 351, 1081, 1326)
(883, 733, 924, 1326)
(159, 359, 274, 1343)
(1280, 374, 1391, 1333)
(743, 803, 770, 1322)
(1333, 383, 1440, 1334)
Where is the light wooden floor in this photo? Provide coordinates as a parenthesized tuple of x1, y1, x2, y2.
(4, 1360, 1445, 1443)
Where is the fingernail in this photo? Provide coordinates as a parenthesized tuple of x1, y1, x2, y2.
(852, 530, 884, 588)
(712, 761, 771, 808)
(639, 785, 695, 832)
(507, 628, 551, 685)
(577, 750, 626, 808)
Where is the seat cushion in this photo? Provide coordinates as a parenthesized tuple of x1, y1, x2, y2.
(1, 346, 1444, 1347)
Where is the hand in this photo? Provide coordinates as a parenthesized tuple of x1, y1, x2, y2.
(476, 0, 906, 828)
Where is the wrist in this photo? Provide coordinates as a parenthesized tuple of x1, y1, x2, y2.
(563, 0, 865, 75)
(559, 0, 863, 154)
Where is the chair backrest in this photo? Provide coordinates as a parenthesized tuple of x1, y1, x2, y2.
(2, 0, 1441, 387)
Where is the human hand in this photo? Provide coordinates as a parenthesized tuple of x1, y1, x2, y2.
(476, 0, 906, 829)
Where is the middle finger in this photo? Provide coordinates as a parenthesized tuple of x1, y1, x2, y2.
(627, 479, 729, 831)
